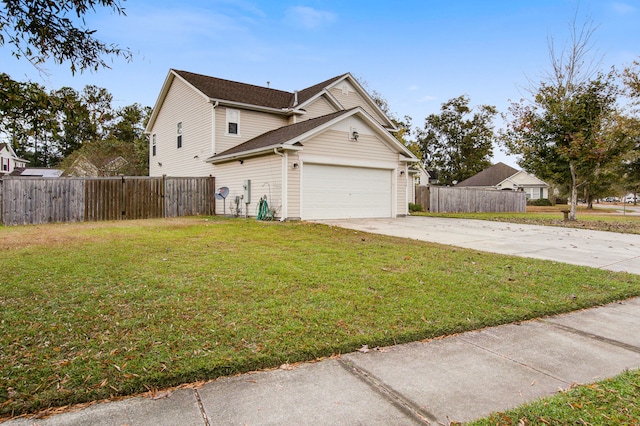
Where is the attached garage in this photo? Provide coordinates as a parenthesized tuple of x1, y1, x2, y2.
(301, 163, 393, 220)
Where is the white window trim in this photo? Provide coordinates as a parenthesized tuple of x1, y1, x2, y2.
(152, 134, 157, 156)
(226, 108, 240, 136)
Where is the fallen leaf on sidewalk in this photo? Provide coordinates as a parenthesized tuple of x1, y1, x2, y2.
(358, 345, 370, 353)
(151, 390, 172, 400)
(280, 363, 294, 370)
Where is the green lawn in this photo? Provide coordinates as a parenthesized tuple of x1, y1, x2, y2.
(469, 368, 640, 425)
(1, 218, 640, 418)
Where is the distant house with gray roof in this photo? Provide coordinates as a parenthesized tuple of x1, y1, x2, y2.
(456, 162, 549, 200)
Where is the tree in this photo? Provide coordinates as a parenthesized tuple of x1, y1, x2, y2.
(620, 60, 640, 202)
(0, 0, 132, 74)
(501, 18, 636, 219)
(1, 74, 150, 171)
(416, 95, 497, 186)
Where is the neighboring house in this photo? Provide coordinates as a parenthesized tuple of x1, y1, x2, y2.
(408, 164, 429, 204)
(455, 162, 549, 200)
(145, 70, 418, 220)
(63, 154, 129, 177)
(9, 167, 63, 177)
(0, 142, 28, 176)
(409, 164, 430, 187)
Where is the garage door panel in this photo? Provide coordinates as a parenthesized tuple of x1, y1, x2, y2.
(302, 164, 392, 220)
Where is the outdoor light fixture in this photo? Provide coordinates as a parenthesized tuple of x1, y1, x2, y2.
(292, 162, 299, 169)
(157, 162, 163, 167)
(351, 130, 359, 141)
(239, 159, 244, 164)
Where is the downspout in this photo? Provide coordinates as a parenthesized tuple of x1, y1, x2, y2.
(274, 148, 287, 221)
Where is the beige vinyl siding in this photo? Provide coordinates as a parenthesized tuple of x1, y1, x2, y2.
(397, 164, 408, 216)
(329, 81, 389, 127)
(215, 107, 289, 155)
(300, 96, 338, 121)
(302, 130, 396, 163)
(287, 157, 300, 218)
(214, 154, 283, 217)
(148, 77, 213, 177)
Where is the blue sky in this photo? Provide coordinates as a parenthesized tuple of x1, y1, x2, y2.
(2, 0, 640, 166)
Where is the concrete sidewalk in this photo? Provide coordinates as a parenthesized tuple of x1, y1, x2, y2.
(318, 217, 640, 275)
(5, 298, 640, 425)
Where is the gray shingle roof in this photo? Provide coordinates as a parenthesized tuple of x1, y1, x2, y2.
(174, 70, 347, 110)
(210, 109, 352, 159)
(456, 162, 519, 187)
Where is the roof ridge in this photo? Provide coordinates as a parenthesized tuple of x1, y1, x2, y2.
(173, 69, 293, 96)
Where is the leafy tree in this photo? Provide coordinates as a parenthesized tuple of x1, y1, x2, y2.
(620, 60, 640, 203)
(0, 0, 132, 74)
(1, 73, 150, 172)
(501, 18, 636, 219)
(416, 95, 496, 185)
(623, 59, 640, 101)
(50, 86, 93, 157)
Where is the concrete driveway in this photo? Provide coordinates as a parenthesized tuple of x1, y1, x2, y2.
(317, 217, 640, 275)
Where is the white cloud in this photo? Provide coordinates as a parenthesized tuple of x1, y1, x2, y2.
(285, 6, 337, 30)
(408, 85, 420, 91)
(419, 95, 437, 102)
(612, 2, 636, 14)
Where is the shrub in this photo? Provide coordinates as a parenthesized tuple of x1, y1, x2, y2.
(409, 203, 423, 212)
(527, 198, 553, 206)
(555, 197, 568, 205)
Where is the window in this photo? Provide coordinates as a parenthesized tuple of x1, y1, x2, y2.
(152, 134, 157, 156)
(1, 157, 9, 172)
(177, 122, 182, 148)
(226, 109, 239, 135)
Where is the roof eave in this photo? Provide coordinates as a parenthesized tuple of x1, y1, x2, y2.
(211, 99, 303, 115)
(206, 144, 303, 164)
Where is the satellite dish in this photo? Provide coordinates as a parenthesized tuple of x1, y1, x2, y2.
(215, 187, 229, 200)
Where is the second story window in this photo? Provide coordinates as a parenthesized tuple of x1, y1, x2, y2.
(226, 109, 239, 135)
(177, 122, 182, 148)
(152, 134, 157, 156)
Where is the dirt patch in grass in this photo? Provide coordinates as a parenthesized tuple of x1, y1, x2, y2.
(0, 217, 218, 250)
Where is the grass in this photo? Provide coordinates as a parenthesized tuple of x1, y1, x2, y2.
(1, 217, 640, 418)
(413, 205, 640, 234)
(469, 368, 640, 425)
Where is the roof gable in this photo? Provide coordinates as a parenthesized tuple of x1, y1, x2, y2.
(456, 162, 519, 187)
(209, 110, 350, 161)
(208, 107, 416, 163)
(499, 170, 549, 187)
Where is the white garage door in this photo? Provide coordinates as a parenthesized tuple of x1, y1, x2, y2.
(302, 164, 392, 219)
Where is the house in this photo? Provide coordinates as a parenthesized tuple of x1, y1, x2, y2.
(145, 70, 418, 220)
(455, 162, 549, 200)
(0, 142, 28, 176)
(63, 154, 129, 177)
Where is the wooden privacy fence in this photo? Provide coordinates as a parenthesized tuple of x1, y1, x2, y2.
(0, 176, 215, 226)
(421, 186, 526, 213)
